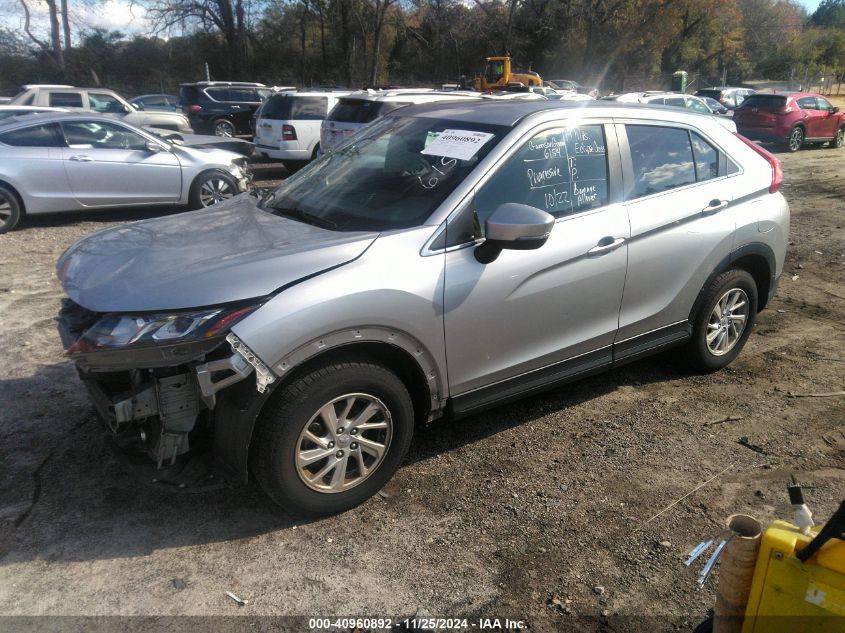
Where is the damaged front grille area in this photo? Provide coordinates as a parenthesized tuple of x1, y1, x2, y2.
(77, 338, 262, 469)
(57, 298, 272, 471)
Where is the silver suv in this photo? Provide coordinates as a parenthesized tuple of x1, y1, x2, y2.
(56, 101, 789, 516)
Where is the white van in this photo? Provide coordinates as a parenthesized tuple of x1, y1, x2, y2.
(254, 90, 350, 167)
(320, 89, 479, 153)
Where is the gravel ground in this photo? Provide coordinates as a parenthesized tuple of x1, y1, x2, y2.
(0, 143, 843, 633)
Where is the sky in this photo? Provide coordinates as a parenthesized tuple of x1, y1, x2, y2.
(2, 0, 150, 42)
(0, 0, 831, 45)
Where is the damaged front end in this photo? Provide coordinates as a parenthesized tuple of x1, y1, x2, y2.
(56, 298, 273, 476)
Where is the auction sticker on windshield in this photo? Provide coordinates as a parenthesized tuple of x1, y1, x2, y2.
(421, 129, 495, 160)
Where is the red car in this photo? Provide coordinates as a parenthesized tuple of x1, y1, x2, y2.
(733, 92, 845, 152)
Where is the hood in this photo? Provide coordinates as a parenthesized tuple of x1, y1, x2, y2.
(57, 197, 378, 313)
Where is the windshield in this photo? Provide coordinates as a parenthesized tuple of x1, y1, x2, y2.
(266, 115, 508, 231)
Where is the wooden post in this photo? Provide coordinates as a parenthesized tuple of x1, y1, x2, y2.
(714, 514, 763, 633)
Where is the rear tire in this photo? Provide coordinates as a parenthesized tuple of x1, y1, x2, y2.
(786, 126, 804, 152)
(683, 269, 758, 373)
(213, 118, 236, 137)
(251, 360, 414, 516)
(0, 184, 22, 234)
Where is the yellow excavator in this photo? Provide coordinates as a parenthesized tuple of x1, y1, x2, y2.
(472, 56, 542, 92)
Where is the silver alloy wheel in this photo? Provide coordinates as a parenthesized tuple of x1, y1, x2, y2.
(706, 288, 749, 356)
(789, 127, 803, 151)
(214, 120, 235, 137)
(0, 197, 11, 222)
(295, 393, 393, 493)
(835, 128, 844, 148)
(199, 177, 234, 206)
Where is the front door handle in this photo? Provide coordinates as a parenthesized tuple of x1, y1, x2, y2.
(587, 236, 626, 256)
(702, 199, 729, 216)
(68, 155, 93, 162)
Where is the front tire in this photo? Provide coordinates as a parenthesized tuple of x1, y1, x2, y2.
(0, 185, 22, 234)
(786, 126, 804, 152)
(828, 126, 844, 149)
(684, 269, 758, 373)
(189, 171, 238, 209)
(251, 361, 414, 516)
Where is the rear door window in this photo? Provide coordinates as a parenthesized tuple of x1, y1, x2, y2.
(49, 92, 83, 108)
(664, 97, 686, 108)
(229, 88, 258, 102)
(625, 125, 696, 199)
(0, 123, 63, 147)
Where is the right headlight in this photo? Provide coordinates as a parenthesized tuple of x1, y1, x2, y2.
(67, 303, 261, 355)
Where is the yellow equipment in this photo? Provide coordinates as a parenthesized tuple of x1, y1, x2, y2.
(741, 514, 845, 632)
(473, 56, 541, 92)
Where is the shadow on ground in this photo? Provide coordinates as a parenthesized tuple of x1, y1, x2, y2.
(0, 352, 688, 565)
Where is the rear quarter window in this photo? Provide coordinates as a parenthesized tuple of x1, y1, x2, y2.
(0, 123, 63, 147)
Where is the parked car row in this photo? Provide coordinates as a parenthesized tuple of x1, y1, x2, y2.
(1, 79, 839, 235)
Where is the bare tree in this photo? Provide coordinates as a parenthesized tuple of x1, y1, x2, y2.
(61, 0, 71, 52)
(19, 0, 64, 67)
(368, 0, 395, 86)
(147, 0, 250, 76)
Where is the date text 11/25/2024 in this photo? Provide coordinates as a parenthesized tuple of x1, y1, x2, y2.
(307, 617, 528, 630)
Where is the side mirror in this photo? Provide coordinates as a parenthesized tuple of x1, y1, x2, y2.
(831, 107, 840, 115)
(474, 203, 555, 264)
(146, 141, 165, 153)
(134, 102, 144, 110)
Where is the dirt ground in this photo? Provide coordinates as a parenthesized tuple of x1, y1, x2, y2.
(0, 140, 843, 633)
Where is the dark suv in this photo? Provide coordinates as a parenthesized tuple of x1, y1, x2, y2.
(179, 81, 273, 137)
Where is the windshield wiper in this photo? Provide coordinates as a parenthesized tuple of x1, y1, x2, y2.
(273, 206, 338, 230)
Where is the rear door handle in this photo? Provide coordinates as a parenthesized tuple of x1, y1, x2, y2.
(702, 199, 729, 216)
(68, 155, 92, 162)
(587, 236, 626, 256)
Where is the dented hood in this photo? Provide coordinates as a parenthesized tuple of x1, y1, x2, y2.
(57, 196, 378, 312)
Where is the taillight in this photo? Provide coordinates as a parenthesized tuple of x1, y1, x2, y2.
(187, 104, 202, 113)
(776, 106, 793, 115)
(282, 124, 297, 141)
(735, 133, 782, 193)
